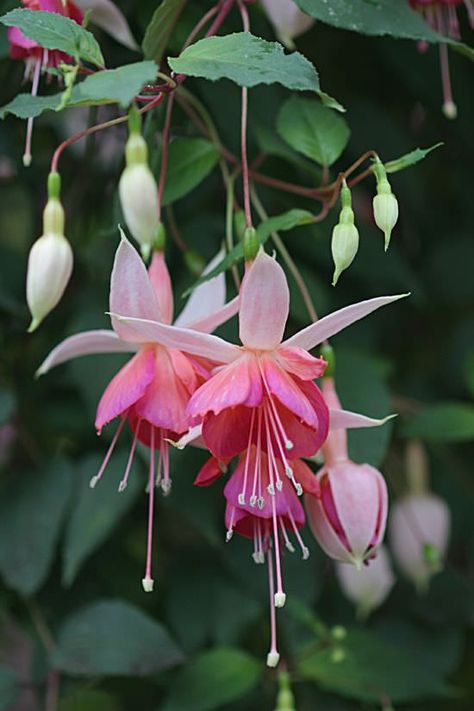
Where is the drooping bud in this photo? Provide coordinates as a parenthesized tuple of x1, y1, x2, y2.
(243, 226, 260, 263)
(335, 545, 395, 619)
(273, 671, 295, 711)
(119, 108, 161, 261)
(372, 157, 399, 251)
(331, 180, 359, 286)
(26, 172, 73, 332)
(261, 0, 314, 49)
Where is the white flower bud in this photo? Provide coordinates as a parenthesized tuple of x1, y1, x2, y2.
(26, 198, 73, 332)
(373, 190, 399, 252)
(336, 545, 395, 619)
(261, 0, 314, 49)
(331, 181, 359, 285)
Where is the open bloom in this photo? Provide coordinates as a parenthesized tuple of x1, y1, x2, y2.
(335, 544, 395, 619)
(38, 234, 239, 591)
(306, 377, 389, 567)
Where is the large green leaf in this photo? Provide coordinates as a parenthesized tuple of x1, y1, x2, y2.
(142, 0, 187, 64)
(52, 600, 183, 676)
(401, 402, 474, 442)
(277, 97, 350, 166)
(62, 451, 142, 587)
(168, 32, 320, 92)
(162, 138, 219, 206)
(0, 667, 19, 711)
(0, 458, 73, 595)
(162, 648, 262, 711)
(0, 8, 104, 66)
(0, 92, 62, 119)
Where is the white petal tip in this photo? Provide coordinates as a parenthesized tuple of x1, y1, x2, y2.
(274, 592, 286, 608)
(266, 651, 280, 668)
(142, 576, 154, 592)
(28, 317, 41, 333)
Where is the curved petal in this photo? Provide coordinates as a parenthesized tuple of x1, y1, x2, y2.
(194, 457, 224, 487)
(276, 346, 326, 381)
(37, 329, 135, 376)
(263, 357, 319, 428)
(306, 489, 354, 564)
(330, 408, 397, 430)
(293, 459, 320, 497)
(111, 314, 240, 363)
(183, 296, 240, 334)
(239, 251, 289, 350)
(175, 250, 227, 328)
(148, 251, 174, 325)
(187, 356, 262, 418)
(202, 407, 253, 459)
(75, 0, 139, 50)
(283, 294, 409, 351)
(110, 232, 162, 342)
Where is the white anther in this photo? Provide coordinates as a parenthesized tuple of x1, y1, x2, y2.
(238, 493, 246, 505)
(118, 480, 127, 493)
(276, 480, 283, 492)
(226, 529, 233, 542)
(89, 476, 98, 489)
(161, 479, 172, 496)
(285, 541, 295, 553)
(258, 496, 265, 510)
(302, 546, 310, 560)
(250, 495, 257, 507)
(266, 651, 280, 668)
(267, 483, 275, 496)
(274, 591, 286, 608)
(285, 439, 294, 451)
(285, 466, 293, 478)
(142, 576, 154, 593)
(295, 483, 303, 497)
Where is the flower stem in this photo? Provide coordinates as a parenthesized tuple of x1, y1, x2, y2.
(237, 0, 253, 228)
(157, 93, 175, 222)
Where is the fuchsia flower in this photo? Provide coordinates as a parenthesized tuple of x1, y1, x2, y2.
(306, 377, 389, 568)
(335, 544, 395, 619)
(261, 0, 315, 49)
(38, 234, 239, 591)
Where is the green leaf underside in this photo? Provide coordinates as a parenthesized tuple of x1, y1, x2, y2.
(183, 209, 314, 296)
(51, 600, 184, 676)
(401, 402, 474, 442)
(293, 0, 474, 60)
(161, 138, 219, 205)
(0, 61, 158, 118)
(384, 143, 444, 173)
(168, 32, 320, 92)
(142, 0, 187, 64)
(277, 96, 350, 166)
(0, 9, 104, 67)
(162, 648, 262, 711)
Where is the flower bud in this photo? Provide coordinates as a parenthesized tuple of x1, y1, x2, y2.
(373, 157, 399, 251)
(336, 545, 395, 619)
(26, 174, 73, 332)
(261, 0, 314, 49)
(306, 461, 388, 568)
(331, 181, 359, 285)
(243, 226, 260, 262)
(274, 671, 295, 711)
(119, 130, 160, 261)
(389, 492, 450, 591)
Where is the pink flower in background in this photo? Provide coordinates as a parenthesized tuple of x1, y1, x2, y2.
(306, 377, 389, 568)
(38, 234, 239, 591)
(335, 544, 395, 619)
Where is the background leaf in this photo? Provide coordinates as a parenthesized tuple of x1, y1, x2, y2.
(401, 402, 474, 442)
(161, 137, 219, 206)
(142, 0, 187, 64)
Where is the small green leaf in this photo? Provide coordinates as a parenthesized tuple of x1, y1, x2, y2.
(0, 93, 62, 120)
(161, 138, 219, 206)
(401, 402, 474, 442)
(68, 61, 158, 108)
(168, 32, 320, 92)
(0, 458, 73, 595)
(0, 9, 104, 67)
(62, 451, 142, 587)
(0, 667, 19, 711)
(142, 0, 187, 64)
(277, 97, 350, 167)
(384, 143, 444, 174)
(52, 600, 183, 676)
(162, 648, 262, 711)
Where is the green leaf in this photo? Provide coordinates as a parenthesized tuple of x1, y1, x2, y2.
(52, 600, 183, 676)
(401, 402, 474, 442)
(0, 458, 73, 595)
(59, 689, 121, 711)
(0, 9, 104, 67)
(168, 32, 320, 92)
(161, 138, 219, 206)
(277, 97, 350, 167)
(0, 667, 19, 711)
(0, 92, 62, 120)
(67, 61, 158, 108)
(384, 143, 444, 174)
(162, 648, 262, 711)
(254, 124, 321, 177)
(142, 0, 186, 64)
(297, 628, 450, 703)
(62, 451, 142, 587)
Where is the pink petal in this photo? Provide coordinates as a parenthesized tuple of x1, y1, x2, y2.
(95, 346, 155, 431)
(194, 457, 224, 487)
(293, 459, 320, 497)
(330, 408, 396, 430)
(202, 407, 253, 459)
(239, 251, 289, 350)
(182, 296, 240, 334)
(283, 294, 409, 351)
(109, 233, 162, 342)
(168, 349, 199, 394)
(112, 314, 240, 364)
(174, 250, 227, 328)
(276, 346, 326, 380)
(306, 490, 355, 564)
(7, 27, 38, 50)
(74, 0, 138, 50)
(148, 251, 174, 325)
(275, 401, 327, 459)
(37, 329, 135, 376)
(263, 357, 319, 428)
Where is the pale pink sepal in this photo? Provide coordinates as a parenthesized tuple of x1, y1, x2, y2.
(74, 0, 139, 50)
(170, 424, 203, 450)
(330, 409, 396, 430)
(182, 296, 240, 334)
(36, 329, 135, 376)
(239, 251, 290, 350)
(148, 251, 174, 325)
(109, 232, 162, 342)
(306, 485, 355, 564)
(283, 293, 409, 351)
(175, 250, 227, 329)
(111, 314, 240, 364)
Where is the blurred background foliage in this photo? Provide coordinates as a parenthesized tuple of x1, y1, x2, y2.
(0, 0, 473, 709)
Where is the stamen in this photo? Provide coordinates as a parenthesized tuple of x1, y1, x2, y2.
(142, 428, 156, 593)
(226, 506, 235, 542)
(265, 438, 285, 607)
(252, 519, 265, 564)
(160, 436, 172, 495)
(263, 407, 283, 493)
(258, 363, 294, 451)
(118, 419, 141, 492)
(439, 42, 457, 119)
(90, 415, 126, 489)
(250, 409, 263, 506)
(250, 495, 257, 507)
(23, 55, 42, 167)
(279, 518, 295, 553)
(239, 409, 256, 505)
(288, 510, 310, 560)
(266, 550, 280, 668)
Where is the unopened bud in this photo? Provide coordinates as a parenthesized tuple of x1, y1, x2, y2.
(26, 180, 73, 332)
(243, 226, 259, 262)
(331, 181, 359, 286)
(274, 671, 295, 711)
(261, 0, 314, 49)
(320, 343, 336, 377)
(373, 157, 399, 251)
(335, 545, 395, 619)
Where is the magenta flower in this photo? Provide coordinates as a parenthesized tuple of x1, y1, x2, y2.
(38, 234, 239, 591)
(306, 377, 389, 568)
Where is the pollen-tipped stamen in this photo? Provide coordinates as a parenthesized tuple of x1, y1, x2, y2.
(118, 418, 141, 492)
(143, 428, 156, 592)
(239, 409, 256, 505)
(23, 55, 42, 167)
(160, 436, 172, 495)
(266, 550, 280, 668)
(288, 509, 310, 560)
(90, 415, 126, 489)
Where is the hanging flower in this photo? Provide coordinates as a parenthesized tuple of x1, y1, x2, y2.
(261, 0, 315, 49)
(335, 544, 395, 619)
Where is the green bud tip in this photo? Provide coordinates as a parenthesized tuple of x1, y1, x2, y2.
(27, 317, 41, 334)
(243, 226, 259, 262)
(47, 171, 61, 199)
(423, 543, 442, 572)
(154, 222, 166, 252)
(340, 179, 352, 209)
(128, 105, 142, 135)
(331, 647, 346, 664)
(184, 250, 206, 277)
(331, 625, 347, 641)
(320, 344, 335, 377)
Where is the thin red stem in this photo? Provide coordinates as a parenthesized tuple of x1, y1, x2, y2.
(206, 0, 235, 37)
(238, 0, 252, 228)
(157, 93, 175, 221)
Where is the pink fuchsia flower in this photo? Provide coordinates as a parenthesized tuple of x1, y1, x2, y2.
(306, 377, 389, 568)
(261, 0, 315, 49)
(38, 233, 239, 591)
(389, 491, 450, 591)
(335, 544, 395, 619)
